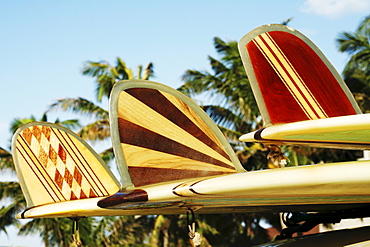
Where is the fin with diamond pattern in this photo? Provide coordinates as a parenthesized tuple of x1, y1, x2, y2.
(12, 122, 120, 208)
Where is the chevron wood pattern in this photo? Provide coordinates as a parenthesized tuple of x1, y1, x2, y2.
(115, 86, 237, 187)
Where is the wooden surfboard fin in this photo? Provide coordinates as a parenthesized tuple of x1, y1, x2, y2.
(12, 122, 120, 209)
(109, 80, 245, 190)
(238, 24, 361, 126)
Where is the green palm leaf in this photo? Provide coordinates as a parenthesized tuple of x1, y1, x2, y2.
(78, 119, 110, 142)
(49, 98, 109, 120)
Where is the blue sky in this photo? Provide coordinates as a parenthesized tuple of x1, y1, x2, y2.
(1, 0, 370, 245)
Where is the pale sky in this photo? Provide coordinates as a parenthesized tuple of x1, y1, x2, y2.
(1, 0, 370, 245)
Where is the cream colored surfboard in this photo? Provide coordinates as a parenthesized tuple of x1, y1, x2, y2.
(240, 114, 370, 150)
(12, 81, 370, 220)
(17, 158, 370, 219)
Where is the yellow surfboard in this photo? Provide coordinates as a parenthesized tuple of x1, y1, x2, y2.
(12, 80, 370, 220)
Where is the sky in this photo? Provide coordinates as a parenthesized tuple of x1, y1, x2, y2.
(0, 0, 370, 246)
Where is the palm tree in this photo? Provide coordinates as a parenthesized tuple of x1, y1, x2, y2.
(82, 57, 154, 102)
(179, 37, 269, 173)
(48, 97, 111, 158)
(180, 37, 259, 133)
(90, 216, 154, 246)
(337, 15, 370, 113)
(49, 59, 154, 163)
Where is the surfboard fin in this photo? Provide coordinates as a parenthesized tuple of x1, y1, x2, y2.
(12, 122, 120, 209)
(237, 25, 370, 150)
(238, 24, 361, 126)
(109, 80, 245, 189)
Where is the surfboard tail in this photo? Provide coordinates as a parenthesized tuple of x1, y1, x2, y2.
(238, 24, 361, 126)
(109, 80, 245, 189)
(12, 122, 120, 208)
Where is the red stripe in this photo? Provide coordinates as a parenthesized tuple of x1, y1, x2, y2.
(128, 166, 234, 187)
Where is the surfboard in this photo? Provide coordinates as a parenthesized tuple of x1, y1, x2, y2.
(19, 156, 370, 219)
(240, 114, 370, 150)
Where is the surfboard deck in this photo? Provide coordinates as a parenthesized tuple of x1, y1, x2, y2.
(240, 114, 370, 150)
(19, 158, 370, 219)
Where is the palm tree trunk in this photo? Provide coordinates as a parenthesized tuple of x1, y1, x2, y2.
(163, 227, 169, 247)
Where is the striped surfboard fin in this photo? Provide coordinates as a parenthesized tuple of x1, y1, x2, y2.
(238, 24, 361, 125)
(110, 80, 244, 188)
(12, 122, 120, 208)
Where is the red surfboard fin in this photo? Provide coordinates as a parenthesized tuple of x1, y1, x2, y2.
(238, 24, 361, 126)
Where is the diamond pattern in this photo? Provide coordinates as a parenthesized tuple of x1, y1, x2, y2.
(20, 125, 98, 201)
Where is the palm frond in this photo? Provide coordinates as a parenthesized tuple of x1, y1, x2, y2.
(357, 15, 370, 36)
(54, 118, 81, 130)
(115, 57, 130, 80)
(281, 18, 293, 26)
(49, 98, 109, 120)
(0, 181, 23, 200)
(19, 218, 73, 247)
(337, 15, 370, 111)
(143, 62, 154, 80)
(0, 181, 25, 234)
(0, 147, 14, 171)
(99, 147, 114, 164)
(78, 119, 110, 142)
(0, 199, 24, 234)
(10, 116, 36, 134)
(337, 32, 368, 54)
(82, 61, 111, 77)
